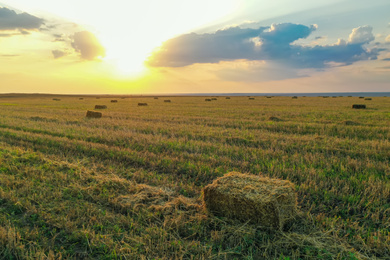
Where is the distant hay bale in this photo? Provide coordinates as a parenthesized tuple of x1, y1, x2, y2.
(205, 99, 212, 101)
(332, 96, 337, 98)
(211, 98, 217, 100)
(292, 96, 298, 99)
(53, 98, 61, 101)
(79, 98, 84, 100)
(249, 97, 255, 100)
(266, 96, 272, 98)
(348, 96, 352, 97)
(269, 116, 283, 122)
(154, 97, 158, 99)
(94, 105, 107, 109)
(86, 110, 102, 118)
(225, 97, 231, 99)
(111, 100, 118, 103)
(352, 104, 366, 109)
(364, 98, 372, 100)
(202, 172, 297, 229)
(323, 96, 329, 98)
(359, 97, 364, 99)
(344, 120, 359, 126)
(138, 103, 148, 106)
(164, 100, 171, 103)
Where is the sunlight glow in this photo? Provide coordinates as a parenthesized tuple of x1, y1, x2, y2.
(6, 0, 240, 76)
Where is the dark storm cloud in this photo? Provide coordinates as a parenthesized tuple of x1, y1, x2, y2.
(148, 23, 379, 69)
(0, 7, 44, 30)
(71, 31, 105, 60)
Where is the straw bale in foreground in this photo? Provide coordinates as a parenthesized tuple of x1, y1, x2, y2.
(203, 172, 297, 228)
(86, 110, 102, 118)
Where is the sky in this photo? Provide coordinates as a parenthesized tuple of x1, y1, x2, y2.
(0, 0, 389, 94)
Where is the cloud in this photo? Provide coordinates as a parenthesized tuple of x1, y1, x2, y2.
(71, 31, 105, 60)
(1, 54, 19, 57)
(147, 23, 379, 70)
(348, 26, 374, 44)
(52, 50, 66, 59)
(386, 35, 390, 43)
(0, 7, 44, 30)
(0, 30, 29, 37)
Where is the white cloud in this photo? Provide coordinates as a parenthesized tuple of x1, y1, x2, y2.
(71, 31, 105, 60)
(348, 26, 374, 44)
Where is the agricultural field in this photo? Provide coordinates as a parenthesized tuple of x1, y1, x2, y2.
(0, 94, 389, 259)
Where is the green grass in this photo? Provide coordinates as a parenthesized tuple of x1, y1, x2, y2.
(0, 95, 389, 259)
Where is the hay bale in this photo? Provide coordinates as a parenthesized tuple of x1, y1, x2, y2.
(79, 98, 84, 100)
(94, 105, 107, 109)
(364, 98, 372, 100)
(53, 98, 61, 101)
(292, 96, 298, 99)
(344, 120, 359, 126)
(269, 116, 283, 122)
(86, 110, 102, 118)
(164, 100, 171, 103)
(205, 99, 212, 101)
(323, 96, 329, 98)
(352, 104, 366, 109)
(211, 98, 217, 100)
(111, 100, 118, 103)
(266, 96, 272, 98)
(138, 103, 148, 106)
(226, 97, 231, 99)
(202, 172, 297, 229)
(154, 97, 158, 99)
(249, 97, 255, 100)
(359, 97, 364, 99)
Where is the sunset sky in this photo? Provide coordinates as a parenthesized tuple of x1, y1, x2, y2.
(0, 0, 389, 94)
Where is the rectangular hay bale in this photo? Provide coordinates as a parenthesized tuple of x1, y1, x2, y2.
(86, 110, 102, 118)
(352, 104, 366, 109)
(202, 172, 297, 229)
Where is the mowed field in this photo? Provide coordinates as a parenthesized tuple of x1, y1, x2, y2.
(0, 95, 389, 259)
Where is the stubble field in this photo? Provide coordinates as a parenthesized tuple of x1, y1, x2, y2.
(0, 94, 389, 259)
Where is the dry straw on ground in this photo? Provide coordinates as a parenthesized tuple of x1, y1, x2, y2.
(94, 105, 107, 109)
(86, 110, 102, 118)
(352, 104, 366, 109)
(202, 172, 297, 229)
